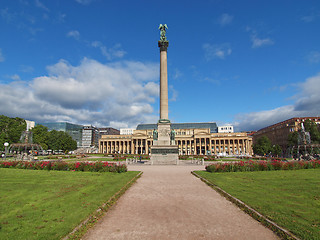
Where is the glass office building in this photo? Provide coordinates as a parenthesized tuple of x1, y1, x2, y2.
(37, 122, 83, 147)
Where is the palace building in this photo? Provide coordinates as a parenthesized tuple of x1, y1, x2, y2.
(99, 122, 253, 156)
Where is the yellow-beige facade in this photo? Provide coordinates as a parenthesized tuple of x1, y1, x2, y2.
(99, 127, 253, 156)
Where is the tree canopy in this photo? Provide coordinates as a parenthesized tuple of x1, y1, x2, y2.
(32, 126, 77, 152)
(253, 135, 282, 156)
(0, 115, 26, 151)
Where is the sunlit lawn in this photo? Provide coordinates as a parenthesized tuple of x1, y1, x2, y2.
(0, 168, 139, 240)
(196, 169, 320, 240)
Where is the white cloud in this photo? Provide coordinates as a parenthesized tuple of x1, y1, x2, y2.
(307, 51, 320, 63)
(0, 58, 159, 128)
(67, 30, 80, 40)
(0, 48, 4, 62)
(251, 35, 274, 48)
(92, 41, 126, 60)
(34, 0, 49, 12)
(203, 43, 232, 60)
(218, 13, 233, 26)
(234, 73, 320, 131)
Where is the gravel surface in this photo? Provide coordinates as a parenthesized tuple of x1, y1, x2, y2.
(83, 165, 278, 240)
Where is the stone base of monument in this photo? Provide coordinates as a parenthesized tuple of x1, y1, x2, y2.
(150, 145, 179, 165)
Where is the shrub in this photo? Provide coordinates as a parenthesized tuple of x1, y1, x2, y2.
(0, 160, 127, 173)
(206, 160, 320, 173)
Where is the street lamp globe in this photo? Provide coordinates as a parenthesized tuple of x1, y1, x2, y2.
(4, 142, 9, 147)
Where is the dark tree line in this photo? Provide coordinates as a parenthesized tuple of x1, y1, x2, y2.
(0, 115, 77, 153)
(31, 125, 77, 152)
(253, 136, 282, 156)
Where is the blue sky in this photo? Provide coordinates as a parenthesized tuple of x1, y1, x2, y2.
(0, 0, 320, 131)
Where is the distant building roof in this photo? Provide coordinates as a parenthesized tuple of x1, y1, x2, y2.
(37, 122, 83, 131)
(136, 122, 218, 133)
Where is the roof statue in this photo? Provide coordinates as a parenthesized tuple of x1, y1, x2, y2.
(159, 24, 168, 41)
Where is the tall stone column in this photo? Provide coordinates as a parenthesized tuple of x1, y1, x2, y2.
(159, 41, 169, 120)
(150, 24, 179, 165)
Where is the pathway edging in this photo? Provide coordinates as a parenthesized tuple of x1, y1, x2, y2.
(191, 171, 300, 240)
(62, 171, 143, 240)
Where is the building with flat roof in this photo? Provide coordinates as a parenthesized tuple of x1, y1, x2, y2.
(120, 128, 135, 135)
(100, 122, 252, 156)
(137, 122, 218, 133)
(37, 122, 83, 147)
(82, 125, 100, 148)
(253, 117, 320, 154)
(99, 127, 120, 136)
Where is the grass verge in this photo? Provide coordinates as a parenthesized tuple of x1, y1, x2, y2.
(0, 168, 140, 240)
(195, 169, 320, 240)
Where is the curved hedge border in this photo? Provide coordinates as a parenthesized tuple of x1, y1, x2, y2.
(206, 160, 320, 173)
(0, 160, 127, 173)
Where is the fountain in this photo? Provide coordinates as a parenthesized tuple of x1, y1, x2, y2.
(290, 123, 320, 160)
(8, 127, 44, 160)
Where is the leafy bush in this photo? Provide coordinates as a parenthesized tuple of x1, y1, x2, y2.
(206, 160, 320, 173)
(0, 160, 127, 173)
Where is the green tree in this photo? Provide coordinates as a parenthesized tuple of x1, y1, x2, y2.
(271, 144, 282, 157)
(0, 115, 26, 151)
(47, 130, 77, 153)
(288, 131, 299, 146)
(253, 136, 272, 156)
(31, 125, 49, 150)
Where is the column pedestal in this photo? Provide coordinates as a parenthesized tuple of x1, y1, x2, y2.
(150, 122, 178, 165)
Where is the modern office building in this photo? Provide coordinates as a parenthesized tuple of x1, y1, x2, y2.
(99, 122, 252, 156)
(82, 125, 99, 148)
(37, 122, 83, 147)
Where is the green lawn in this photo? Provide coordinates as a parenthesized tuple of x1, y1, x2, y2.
(0, 168, 139, 240)
(196, 169, 320, 240)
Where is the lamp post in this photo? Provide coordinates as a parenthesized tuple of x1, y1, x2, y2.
(4, 142, 9, 161)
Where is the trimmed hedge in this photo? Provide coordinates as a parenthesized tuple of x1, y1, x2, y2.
(0, 160, 127, 173)
(206, 160, 320, 173)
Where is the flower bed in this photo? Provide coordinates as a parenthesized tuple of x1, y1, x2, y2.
(206, 160, 320, 173)
(0, 160, 127, 173)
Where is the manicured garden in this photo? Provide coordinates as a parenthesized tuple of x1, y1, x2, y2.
(0, 160, 127, 173)
(196, 168, 320, 240)
(0, 168, 140, 240)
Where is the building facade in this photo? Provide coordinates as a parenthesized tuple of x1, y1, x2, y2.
(98, 127, 120, 136)
(37, 122, 83, 147)
(218, 125, 234, 133)
(120, 128, 135, 135)
(81, 125, 100, 148)
(253, 117, 320, 152)
(100, 123, 253, 156)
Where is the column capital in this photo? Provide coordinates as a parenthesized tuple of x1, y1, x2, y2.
(158, 41, 169, 51)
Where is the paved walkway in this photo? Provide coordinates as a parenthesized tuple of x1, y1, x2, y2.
(83, 165, 278, 240)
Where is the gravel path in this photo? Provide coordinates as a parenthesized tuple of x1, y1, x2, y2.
(83, 165, 278, 240)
